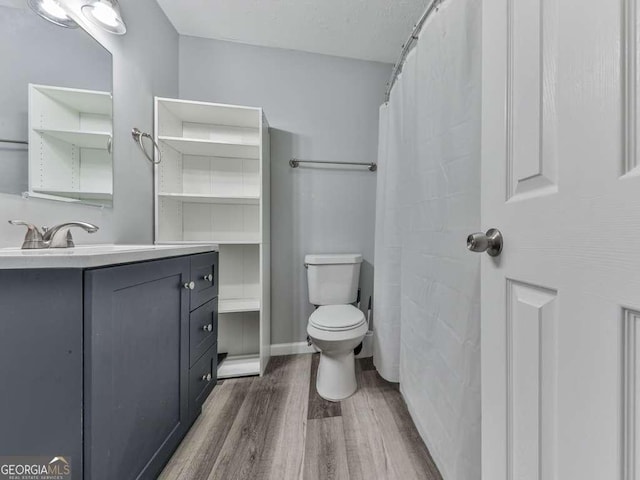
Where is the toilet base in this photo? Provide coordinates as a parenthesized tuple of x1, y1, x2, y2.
(316, 350, 357, 402)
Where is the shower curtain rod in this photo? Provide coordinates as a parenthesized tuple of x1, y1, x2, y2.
(384, 0, 444, 102)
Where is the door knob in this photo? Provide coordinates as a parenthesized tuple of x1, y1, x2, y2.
(183, 281, 195, 290)
(203, 274, 213, 282)
(202, 373, 212, 382)
(467, 228, 503, 257)
(202, 324, 213, 332)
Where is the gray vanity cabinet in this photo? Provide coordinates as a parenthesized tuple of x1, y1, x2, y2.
(0, 251, 218, 480)
(84, 256, 191, 480)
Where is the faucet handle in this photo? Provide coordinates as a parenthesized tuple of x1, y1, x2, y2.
(8, 220, 45, 249)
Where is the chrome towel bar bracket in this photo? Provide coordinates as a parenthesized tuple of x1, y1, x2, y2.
(289, 158, 377, 172)
(132, 127, 162, 164)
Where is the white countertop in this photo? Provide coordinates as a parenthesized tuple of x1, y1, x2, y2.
(0, 244, 218, 269)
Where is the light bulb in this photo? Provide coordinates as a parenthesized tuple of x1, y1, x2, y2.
(27, 0, 78, 28)
(81, 0, 126, 35)
(40, 0, 68, 20)
(90, 2, 119, 27)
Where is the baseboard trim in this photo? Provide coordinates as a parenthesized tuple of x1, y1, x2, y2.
(270, 341, 317, 356)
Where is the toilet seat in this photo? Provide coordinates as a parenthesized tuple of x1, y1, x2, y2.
(309, 305, 366, 331)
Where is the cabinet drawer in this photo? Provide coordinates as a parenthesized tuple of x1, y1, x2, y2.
(190, 252, 218, 310)
(189, 343, 217, 423)
(190, 298, 218, 367)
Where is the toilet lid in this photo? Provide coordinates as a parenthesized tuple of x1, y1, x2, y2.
(309, 305, 366, 331)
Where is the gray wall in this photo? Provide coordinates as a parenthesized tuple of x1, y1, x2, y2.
(0, 0, 179, 248)
(179, 37, 390, 345)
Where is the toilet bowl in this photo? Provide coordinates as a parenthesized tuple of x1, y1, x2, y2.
(304, 253, 366, 402)
(307, 304, 368, 401)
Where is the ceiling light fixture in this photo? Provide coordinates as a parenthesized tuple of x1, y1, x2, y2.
(81, 0, 126, 35)
(27, 0, 78, 29)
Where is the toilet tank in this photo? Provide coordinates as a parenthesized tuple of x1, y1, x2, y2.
(305, 253, 363, 305)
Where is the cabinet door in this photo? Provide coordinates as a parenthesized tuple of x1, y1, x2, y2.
(0, 269, 83, 475)
(84, 257, 190, 480)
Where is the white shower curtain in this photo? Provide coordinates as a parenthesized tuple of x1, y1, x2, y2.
(373, 74, 403, 382)
(373, 0, 482, 479)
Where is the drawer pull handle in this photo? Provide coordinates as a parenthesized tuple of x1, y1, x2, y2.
(202, 324, 213, 332)
(202, 373, 212, 382)
(203, 274, 213, 282)
(183, 281, 195, 290)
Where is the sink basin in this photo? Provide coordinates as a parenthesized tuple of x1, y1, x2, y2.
(0, 244, 217, 269)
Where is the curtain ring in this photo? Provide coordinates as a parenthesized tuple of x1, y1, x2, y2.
(132, 128, 162, 164)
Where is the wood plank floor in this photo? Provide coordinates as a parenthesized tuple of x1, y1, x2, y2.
(160, 354, 442, 480)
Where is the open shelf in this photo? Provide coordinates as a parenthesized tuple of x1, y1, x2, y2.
(157, 97, 260, 128)
(217, 354, 261, 379)
(217, 310, 260, 377)
(35, 129, 111, 150)
(33, 84, 112, 116)
(158, 193, 259, 205)
(158, 197, 260, 244)
(159, 136, 259, 159)
(219, 244, 260, 298)
(32, 189, 112, 201)
(219, 298, 261, 314)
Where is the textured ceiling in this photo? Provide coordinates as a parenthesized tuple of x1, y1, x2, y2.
(155, 0, 429, 64)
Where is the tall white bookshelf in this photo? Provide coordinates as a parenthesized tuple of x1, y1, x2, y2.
(154, 97, 270, 378)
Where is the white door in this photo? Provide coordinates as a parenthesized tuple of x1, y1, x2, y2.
(480, 1, 640, 479)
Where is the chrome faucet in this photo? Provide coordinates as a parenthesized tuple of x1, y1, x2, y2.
(9, 220, 99, 249)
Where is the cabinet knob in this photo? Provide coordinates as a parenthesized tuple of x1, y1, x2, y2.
(203, 274, 213, 282)
(202, 324, 213, 332)
(183, 281, 195, 290)
(202, 373, 212, 382)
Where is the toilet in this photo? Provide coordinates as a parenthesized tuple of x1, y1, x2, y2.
(305, 253, 368, 401)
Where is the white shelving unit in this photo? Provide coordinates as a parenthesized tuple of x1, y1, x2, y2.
(154, 97, 270, 379)
(28, 84, 113, 205)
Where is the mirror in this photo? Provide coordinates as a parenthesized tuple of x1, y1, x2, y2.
(0, 1, 113, 207)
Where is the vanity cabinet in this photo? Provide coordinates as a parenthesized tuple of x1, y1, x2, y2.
(0, 250, 218, 480)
